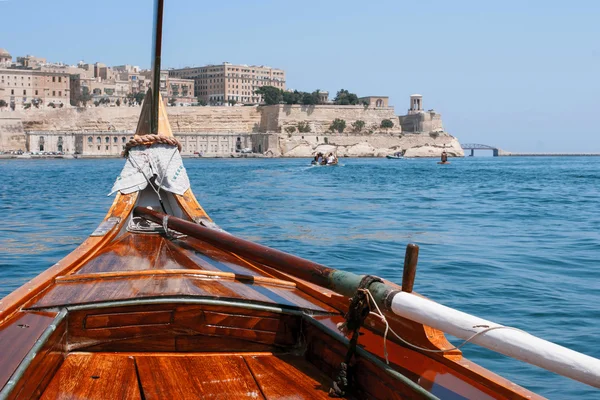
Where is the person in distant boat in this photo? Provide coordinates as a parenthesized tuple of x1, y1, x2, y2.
(441, 150, 448, 163)
(327, 153, 337, 165)
(311, 154, 319, 165)
(320, 153, 327, 165)
(316, 152, 324, 164)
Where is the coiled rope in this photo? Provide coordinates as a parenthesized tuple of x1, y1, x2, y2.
(122, 134, 182, 157)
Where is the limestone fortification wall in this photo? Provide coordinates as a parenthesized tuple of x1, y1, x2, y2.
(13, 106, 262, 133)
(273, 132, 463, 158)
(0, 115, 26, 151)
(260, 104, 401, 133)
(1, 105, 462, 157)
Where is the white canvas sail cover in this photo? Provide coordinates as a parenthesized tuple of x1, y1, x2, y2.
(109, 144, 190, 196)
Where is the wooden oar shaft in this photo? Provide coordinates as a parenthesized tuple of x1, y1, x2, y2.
(391, 292, 600, 389)
(133, 206, 338, 288)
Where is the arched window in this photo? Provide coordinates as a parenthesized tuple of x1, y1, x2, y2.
(96, 137, 101, 144)
(39, 136, 45, 152)
(122, 137, 126, 143)
(88, 137, 93, 143)
(376, 99, 383, 107)
(105, 137, 110, 143)
(113, 137, 118, 143)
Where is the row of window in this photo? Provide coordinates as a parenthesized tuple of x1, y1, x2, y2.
(8, 89, 65, 96)
(87, 136, 134, 144)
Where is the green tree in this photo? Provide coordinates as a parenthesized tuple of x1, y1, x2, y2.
(297, 121, 311, 133)
(24, 103, 32, 110)
(380, 119, 394, 129)
(0, 100, 7, 108)
(301, 92, 316, 105)
(330, 118, 346, 133)
(284, 126, 296, 134)
(334, 89, 359, 105)
(352, 120, 366, 133)
(48, 102, 56, 109)
(255, 86, 282, 105)
(282, 90, 302, 104)
(169, 98, 177, 106)
(228, 99, 237, 106)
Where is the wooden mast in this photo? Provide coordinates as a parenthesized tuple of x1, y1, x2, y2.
(150, 0, 164, 135)
(134, 0, 172, 138)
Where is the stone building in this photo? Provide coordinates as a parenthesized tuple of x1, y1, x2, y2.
(358, 96, 389, 108)
(177, 133, 253, 155)
(16, 55, 46, 69)
(76, 132, 134, 156)
(0, 68, 71, 109)
(26, 132, 77, 153)
(139, 71, 195, 105)
(166, 77, 195, 105)
(169, 62, 286, 105)
(398, 94, 444, 133)
(22, 131, 256, 157)
(0, 49, 11, 65)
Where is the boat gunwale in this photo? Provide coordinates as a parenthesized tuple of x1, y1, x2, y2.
(55, 269, 297, 288)
(0, 192, 138, 325)
(0, 309, 68, 400)
(23, 296, 340, 317)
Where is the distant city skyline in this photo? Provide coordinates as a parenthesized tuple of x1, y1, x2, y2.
(1, 0, 598, 152)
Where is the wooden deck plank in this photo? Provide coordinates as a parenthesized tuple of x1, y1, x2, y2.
(0, 311, 56, 390)
(40, 353, 140, 400)
(244, 354, 337, 399)
(136, 355, 263, 399)
(75, 234, 163, 274)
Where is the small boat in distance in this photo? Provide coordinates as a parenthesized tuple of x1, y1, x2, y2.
(0, 1, 599, 399)
(438, 149, 450, 164)
(387, 151, 405, 159)
(311, 151, 338, 166)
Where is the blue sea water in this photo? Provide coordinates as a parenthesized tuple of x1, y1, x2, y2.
(1, 156, 599, 399)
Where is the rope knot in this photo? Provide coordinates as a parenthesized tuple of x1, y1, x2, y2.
(338, 275, 383, 335)
(330, 275, 383, 397)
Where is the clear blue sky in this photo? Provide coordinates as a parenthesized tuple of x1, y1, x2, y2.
(1, 0, 598, 152)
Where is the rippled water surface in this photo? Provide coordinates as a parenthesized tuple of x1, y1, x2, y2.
(1, 156, 599, 398)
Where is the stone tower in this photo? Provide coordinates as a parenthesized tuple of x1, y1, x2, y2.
(408, 94, 423, 115)
(0, 48, 12, 65)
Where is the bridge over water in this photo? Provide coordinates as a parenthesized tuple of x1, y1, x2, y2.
(461, 143, 501, 157)
(460, 144, 600, 157)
